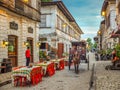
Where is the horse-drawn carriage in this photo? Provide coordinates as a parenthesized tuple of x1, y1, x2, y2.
(69, 41, 88, 73)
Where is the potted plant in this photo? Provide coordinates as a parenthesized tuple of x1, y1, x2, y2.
(39, 51, 46, 62)
(114, 44, 120, 58)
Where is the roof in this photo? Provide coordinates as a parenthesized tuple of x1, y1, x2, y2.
(101, 20, 105, 24)
(41, 1, 75, 22)
(101, 0, 108, 13)
(101, 0, 115, 13)
(41, 1, 83, 34)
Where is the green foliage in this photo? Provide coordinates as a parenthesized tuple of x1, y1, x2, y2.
(86, 38, 93, 50)
(93, 42, 97, 49)
(97, 49, 106, 54)
(39, 51, 46, 59)
(106, 49, 112, 54)
(62, 52, 69, 57)
(114, 44, 120, 58)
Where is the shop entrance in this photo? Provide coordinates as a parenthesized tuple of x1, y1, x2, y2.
(27, 37, 34, 63)
(8, 35, 18, 67)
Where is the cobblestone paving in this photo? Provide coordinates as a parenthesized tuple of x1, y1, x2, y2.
(0, 72, 11, 83)
(95, 61, 120, 90)
(0, 52, 96, 90)
(0, 64, 91, 90)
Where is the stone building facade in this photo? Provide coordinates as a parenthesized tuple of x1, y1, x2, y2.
(101, 0, 116, 49)
(0, 0, 41, 67)
(40, 1, 83, 58)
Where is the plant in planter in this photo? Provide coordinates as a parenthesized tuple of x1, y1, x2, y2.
(62, 52, 69, 57)
(114, 44, 120, 58)
(39, 51, 46, 62)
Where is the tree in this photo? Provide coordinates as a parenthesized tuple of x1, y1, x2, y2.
(86, 38, 93, 51)
(93, 42, 97, 49)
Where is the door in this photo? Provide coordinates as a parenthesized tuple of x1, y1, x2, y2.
(58, 43, 64, 58)
(27, 37, 34, 63)
(8, 35, 18, 67)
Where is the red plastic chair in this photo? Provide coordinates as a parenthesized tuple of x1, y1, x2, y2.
(31, 67, 42, 85)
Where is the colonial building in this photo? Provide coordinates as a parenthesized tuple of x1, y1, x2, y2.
(39, 1, 83, 58)
(0, 0, 41, 67)
(115, 0, 120, 44)
(101, 0, 116, 49)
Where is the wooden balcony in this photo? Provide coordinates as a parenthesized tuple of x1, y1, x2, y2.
(0, 0, 40, 22)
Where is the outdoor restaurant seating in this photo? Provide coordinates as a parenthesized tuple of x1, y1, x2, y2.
(11, 58, 65, 87)
(12, 66, 42, 86)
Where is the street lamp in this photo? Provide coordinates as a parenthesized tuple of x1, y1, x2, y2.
(98, 31, 101, 35)
(102, 11, 105, 17)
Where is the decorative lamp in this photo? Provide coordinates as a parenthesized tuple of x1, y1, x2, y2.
(37, 42, 41, 47)
(23, 0, 29, 3)
(24, 41, 29, 46)
(2, 40, 9, 47)
(102, 11, 105, 16)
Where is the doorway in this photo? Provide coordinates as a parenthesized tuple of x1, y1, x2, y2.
(58, 43, 64, 58)
(27, 37, 34, 63)
(8, 35, 18, 67)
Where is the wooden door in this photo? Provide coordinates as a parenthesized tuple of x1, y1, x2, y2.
(27, 38, 33, 63)
(8, 35, 18, 67)
(58, 43, 64, 58)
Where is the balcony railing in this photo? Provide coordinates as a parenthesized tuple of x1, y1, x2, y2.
(0, 0, 40, 22)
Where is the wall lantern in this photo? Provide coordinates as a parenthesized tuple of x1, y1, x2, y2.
(98, 31, 101, 35)
(62, 23, 66, 27)
(24, 41, 29, 46)
(23, 0, 29, 3)
(36, 42, 41, 47)
(2, 40, 9, 47)
(102, 11, 105, 16)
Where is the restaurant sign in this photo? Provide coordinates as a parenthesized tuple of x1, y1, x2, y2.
(28, 27, 33, 33)
(9, 21, 18, 30)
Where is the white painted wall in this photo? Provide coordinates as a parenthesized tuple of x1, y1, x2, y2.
(40, 5, 81, 53)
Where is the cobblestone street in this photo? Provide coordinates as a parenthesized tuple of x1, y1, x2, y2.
(95, 61, 120, 90)
(0, 65, 91, 90)
(0, 52, 95, 90)
(1, 52, 120, 90)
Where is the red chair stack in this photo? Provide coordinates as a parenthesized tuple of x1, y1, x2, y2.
(31, 66, 42, 85)
(59, 60, 64, 70)
(47, 62, 55, 76)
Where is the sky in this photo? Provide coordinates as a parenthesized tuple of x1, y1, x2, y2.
(62, 0, 104, 41)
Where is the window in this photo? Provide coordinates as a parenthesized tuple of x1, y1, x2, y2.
(57, 16, 61, 29)
(15, 0, 24, 11)
(106, 14, 110, 29)
(68, 26, 71, 35)
(118, 3, 120, 14)
(40, 15, 46, 27)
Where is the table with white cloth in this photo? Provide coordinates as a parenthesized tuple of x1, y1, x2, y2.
(12, 66, 42, 86)
(35, 61, 55, 76)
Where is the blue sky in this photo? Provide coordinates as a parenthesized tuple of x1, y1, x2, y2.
(62, 0, 104, 41)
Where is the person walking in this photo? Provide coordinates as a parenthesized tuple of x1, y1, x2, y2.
(68, 48, 73, 70)
(25, 47, 31, 66)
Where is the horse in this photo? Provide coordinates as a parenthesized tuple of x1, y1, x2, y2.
(73, 51, 80, 74)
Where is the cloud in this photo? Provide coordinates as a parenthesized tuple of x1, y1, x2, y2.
(62, 0, 104, 40)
